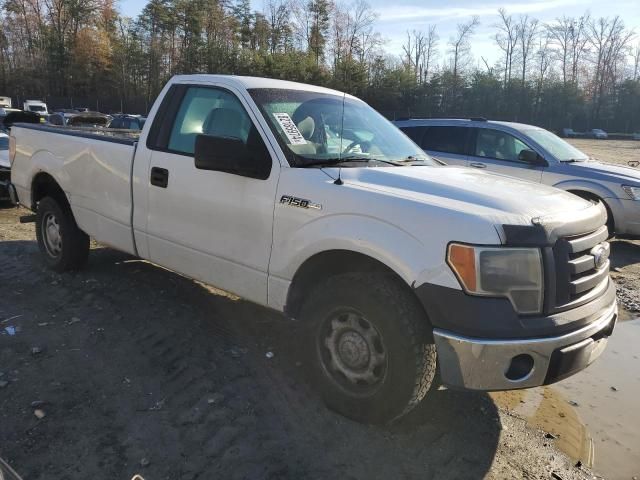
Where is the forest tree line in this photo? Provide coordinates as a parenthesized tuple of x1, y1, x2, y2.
(1, 0, 639, 132)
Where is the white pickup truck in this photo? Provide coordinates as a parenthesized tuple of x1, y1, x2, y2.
(7, 75, 617, 423)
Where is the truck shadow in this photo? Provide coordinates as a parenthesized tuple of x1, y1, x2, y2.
(1, 240, 500, 480)
(610, 239, 640, 269)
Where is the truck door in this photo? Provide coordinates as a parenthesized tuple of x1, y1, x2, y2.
(467, 127, 544, 182)
(142, 84, 279, 306)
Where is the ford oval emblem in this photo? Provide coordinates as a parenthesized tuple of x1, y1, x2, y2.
(591, 244, 609, 269)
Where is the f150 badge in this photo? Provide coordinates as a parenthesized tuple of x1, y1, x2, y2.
(280, 195, 322, 210)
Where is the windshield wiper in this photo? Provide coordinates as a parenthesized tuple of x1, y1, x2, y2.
(560, 158, 586, 163)
(298, 157, 401, 168)
(393, 155, 431, 164)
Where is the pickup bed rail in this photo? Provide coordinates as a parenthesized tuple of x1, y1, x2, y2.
(14, 123, 140, 145)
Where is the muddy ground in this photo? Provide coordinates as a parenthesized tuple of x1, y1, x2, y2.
(0, 203, 604, 480)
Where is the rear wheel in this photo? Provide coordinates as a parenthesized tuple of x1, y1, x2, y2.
(35, 196, 89, 272)
(301, 272, 437, 424)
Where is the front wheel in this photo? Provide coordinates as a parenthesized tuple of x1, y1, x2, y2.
(35, 196, 89, 272)
(301, 272, 437, 424)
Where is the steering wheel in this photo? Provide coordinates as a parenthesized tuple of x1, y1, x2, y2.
(343, 139, 371, 154)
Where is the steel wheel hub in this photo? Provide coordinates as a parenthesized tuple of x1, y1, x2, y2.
(321, 311, 387, 388)
(43, 213, 62, 257)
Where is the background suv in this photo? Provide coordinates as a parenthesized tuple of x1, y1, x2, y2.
(394, 118, 640, 238)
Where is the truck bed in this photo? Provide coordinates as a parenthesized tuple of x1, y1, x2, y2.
(10, 123, 139, 255)
(14, 123, 141, 145)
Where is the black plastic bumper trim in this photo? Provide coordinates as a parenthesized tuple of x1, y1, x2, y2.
(414, 279, 616, 340)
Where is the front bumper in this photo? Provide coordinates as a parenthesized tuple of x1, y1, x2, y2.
(433, 297, 617, 390)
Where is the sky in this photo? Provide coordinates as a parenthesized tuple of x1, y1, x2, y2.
(118, 0, 640, 66)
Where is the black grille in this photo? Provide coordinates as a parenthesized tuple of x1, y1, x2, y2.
(552, 225, 610, 309)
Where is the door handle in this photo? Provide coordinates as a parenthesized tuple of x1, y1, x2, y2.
(150, 167, 169, 188)
(470, 162, 487, 169)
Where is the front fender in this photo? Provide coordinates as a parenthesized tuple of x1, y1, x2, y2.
(269, 213, 460, 297)
(553, 179, 624, 224)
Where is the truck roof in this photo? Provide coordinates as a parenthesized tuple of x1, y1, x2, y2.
(169, 74, 357, 100)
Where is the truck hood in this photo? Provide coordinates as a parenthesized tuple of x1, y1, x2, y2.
(330, 165, 593, 228)
(568, 159, 640, 186)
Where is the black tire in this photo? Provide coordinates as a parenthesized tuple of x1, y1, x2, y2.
(301, 272, 437, 424)
(35, 196, 89, 272)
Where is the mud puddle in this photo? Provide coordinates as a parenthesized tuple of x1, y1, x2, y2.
(492, 318, 640, 480)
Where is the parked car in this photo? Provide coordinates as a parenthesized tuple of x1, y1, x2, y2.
(1, 110, 42, 129)
(0, 96, 12, 108)
(560, 127, 578, 138)
(66, 112, 111, 128)
(0, 132, 10, 200)
(588, 128, 608, 139)
(0, 108, 22, 132)
(395, 118, 640, 238)
(47, 112, 71, 126)
(7, 75, 616, 423)
(109, 114, 147, 131)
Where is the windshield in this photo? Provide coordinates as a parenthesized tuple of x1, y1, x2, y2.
(28, 105, 46, 112)
(249, 88, 435, 167)
(525, 129, 588, 162)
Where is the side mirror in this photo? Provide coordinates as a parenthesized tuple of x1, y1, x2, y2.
(518, 149, 547, 166)
(194, 134, 271, 179)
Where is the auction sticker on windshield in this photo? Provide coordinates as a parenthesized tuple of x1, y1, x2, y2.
(273, 113, 307, 145)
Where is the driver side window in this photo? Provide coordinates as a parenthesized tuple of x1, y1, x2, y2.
(168, 87, 252, 155)
(475, 128, 530, 163)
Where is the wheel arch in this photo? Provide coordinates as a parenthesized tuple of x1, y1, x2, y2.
(566, 188, 615, 232)
(31, 171, 69, 211)
(284, 249, 433, 336)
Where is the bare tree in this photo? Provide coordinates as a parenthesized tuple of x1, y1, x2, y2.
(402, 30, 425, 81)
(494, 8, 518, 86)
(423, 24, 438, 82)
(449, 15, 479, 78)
(266, 0, 292, 54)
(633, 42, 640, 80)
(402, 25, 438, 83)
(587, 16, 635, 121)
(546, 15, 590, 85)
(516, 15, 539, 86)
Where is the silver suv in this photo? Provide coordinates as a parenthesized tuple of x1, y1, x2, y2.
(394, 118, 640, 238)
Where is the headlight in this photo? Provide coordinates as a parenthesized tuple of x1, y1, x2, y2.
(447, 243, 544, 315)
(621, 185, 640, 200)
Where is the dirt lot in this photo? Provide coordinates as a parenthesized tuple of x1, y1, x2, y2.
(0, 203, 602, 480)
(568, 139, 640, 166)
